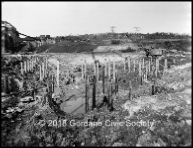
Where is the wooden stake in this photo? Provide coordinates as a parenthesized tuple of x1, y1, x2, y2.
(113, 60, 115, 82)
(42, 62, 44, 80)
(45, 58, 47, 70)
(3, 75, 9, 94)
(128, 81, 132, 100)
(155, 58, 158, 78)
(107, 83, 111, 108)
(142, 58, 145, 70)
(157, 58, 160, 74)
(96, 62, 99, 81)
(139, 59, 142, 85)
(29, 59, 31, 72)
(31, 59, 32, 71)
(82, 62, 84, 79)
(52, 74, 55, 93)
(26, 60, 28, 72)
(145, 64, 148, 81)
(152, 79, 157, 95)
(164, 58, 168, 72)
(23, 61, 26, 73)
(31, 58, 34, 71)
(102, 66, 105, 94)
(57, 61, 59, 88)
(108, 60, 111, 80)
(39, 65, 42, 81)
(93, 62, 96, 77)
(92, 76, 96, 110)
(149, 58, 151, 75)
(44, 60, 47, 78)
(115, 69, 118, 93)
(85, 75, 88, 112)
(124, 58, 126, 71)
(84, 60, 87, 79)
(139, 59, 141, 76)
(128, 58, 130, 72)
(20, 62, 23, 75)
(110, 83, 114, 111)
(133, 59, 135, 72)
(105, 59, 107, 77)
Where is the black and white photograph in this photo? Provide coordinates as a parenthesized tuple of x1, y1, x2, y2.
(1, 1, 192, 147)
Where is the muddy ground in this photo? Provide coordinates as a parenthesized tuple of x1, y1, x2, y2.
(1, 51, 192, 146)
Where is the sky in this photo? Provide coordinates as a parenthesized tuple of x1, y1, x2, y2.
(2, 2, 191, 37)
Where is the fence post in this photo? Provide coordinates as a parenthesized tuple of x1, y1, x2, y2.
(92, 76, 96, 110)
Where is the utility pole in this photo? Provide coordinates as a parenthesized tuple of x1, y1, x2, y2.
(133, 27, 141, 34)
(110, 26, 116, 33)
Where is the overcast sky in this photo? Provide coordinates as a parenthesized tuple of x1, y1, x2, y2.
(2, 2, 191, 37)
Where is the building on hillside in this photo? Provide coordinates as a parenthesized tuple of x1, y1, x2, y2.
(20, 36, 40, 51)
(46, 35, 51, 39)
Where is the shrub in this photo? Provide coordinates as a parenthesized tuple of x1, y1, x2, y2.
(111, 39, 120, 45)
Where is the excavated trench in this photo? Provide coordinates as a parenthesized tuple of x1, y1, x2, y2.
(1, 52, 191, 146)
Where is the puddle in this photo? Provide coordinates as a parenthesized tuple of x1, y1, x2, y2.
(60, 97, 86, 114)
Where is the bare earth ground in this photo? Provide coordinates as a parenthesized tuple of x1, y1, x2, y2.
(1, 51, 192, 146)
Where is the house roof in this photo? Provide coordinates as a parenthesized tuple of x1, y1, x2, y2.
(22, 37, 40, 41)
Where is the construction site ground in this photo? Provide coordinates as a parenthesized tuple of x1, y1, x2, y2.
(1, 45, 192, 146)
